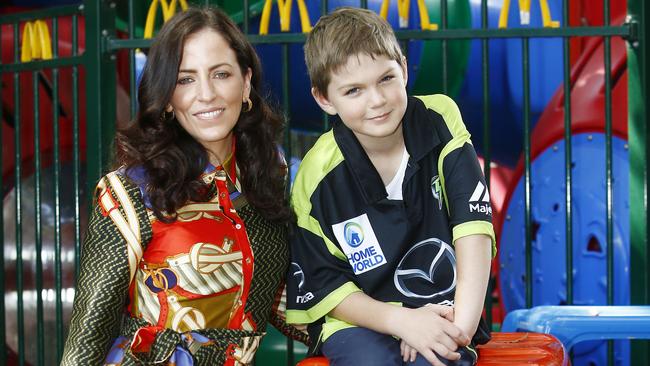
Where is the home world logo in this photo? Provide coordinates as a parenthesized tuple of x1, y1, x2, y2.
(469, 182, 492, 215)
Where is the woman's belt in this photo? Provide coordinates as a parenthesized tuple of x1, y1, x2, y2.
(120, 316, 264, 365)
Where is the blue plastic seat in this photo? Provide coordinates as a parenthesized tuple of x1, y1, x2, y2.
(501, 305, 650, 350)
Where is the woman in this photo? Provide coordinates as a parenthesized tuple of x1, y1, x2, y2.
(61, 7, 306, 365)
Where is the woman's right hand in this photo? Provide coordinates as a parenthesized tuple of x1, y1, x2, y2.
(390, 304, 470, 366)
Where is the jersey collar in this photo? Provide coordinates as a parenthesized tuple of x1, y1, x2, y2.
(333, 95, 443, 204)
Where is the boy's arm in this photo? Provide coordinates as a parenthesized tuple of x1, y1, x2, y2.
(452, 234, 492, 336)
(330, 292, 470, 365)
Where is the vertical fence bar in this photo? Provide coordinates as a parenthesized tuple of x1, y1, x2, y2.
(321, 1, 330, 132)
(51, 16, 64, 362)
(562, 0, 573, 306)
(603, 1, 614, 365)
(0, 19, 5, 366)
(628, 0, 650, 362)
(13, 20, 25, 366)
(128, 0, 137, 118)
(85, 0, 118, 194)
(33, 68, 45, 366)
(480, 0, 492, 328)
(320, 0, 329, 132)
(523, 37, 532, 309)
(72, 12, 81, 278)
(360, 0, 368, 9)
(281, 42, 294, 366)
(441, 0, 448, 94)
(243, 0, 249, 36)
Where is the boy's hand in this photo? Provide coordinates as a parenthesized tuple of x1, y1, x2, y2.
(400, 339, 418, 362)
(391, 304, 471, 366)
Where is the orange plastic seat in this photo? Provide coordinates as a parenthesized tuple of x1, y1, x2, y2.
(295, 356, 329, 366)
(477, 332, 569, 366)
(297, 332, 568, 366)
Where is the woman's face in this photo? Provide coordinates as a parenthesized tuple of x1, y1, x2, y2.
(168, 28, 251, 161)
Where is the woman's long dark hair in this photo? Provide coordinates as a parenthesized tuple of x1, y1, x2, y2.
(115, 7, 291, 223)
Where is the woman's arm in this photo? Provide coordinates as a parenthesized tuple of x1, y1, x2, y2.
(269, 283, 310, 344)
(61, 174, 151, 365)
(452, 234, 492, 337)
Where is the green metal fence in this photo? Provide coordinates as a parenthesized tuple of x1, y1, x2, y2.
(0, 0, 648, 365)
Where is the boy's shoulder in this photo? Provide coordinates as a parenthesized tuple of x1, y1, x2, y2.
(291, 130, 345, 207)
(414, 94, 467, 138)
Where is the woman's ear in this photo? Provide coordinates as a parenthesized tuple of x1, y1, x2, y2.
(244, 67, 253, 99)
(311, 87, 337, 116)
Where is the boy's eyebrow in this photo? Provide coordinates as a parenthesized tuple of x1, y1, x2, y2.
(178, 62, 232, 74)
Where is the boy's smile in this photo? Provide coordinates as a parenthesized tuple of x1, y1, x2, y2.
(312, 53, 409, 149)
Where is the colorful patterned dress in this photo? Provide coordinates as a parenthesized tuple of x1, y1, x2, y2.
(61, 158, 307, 366)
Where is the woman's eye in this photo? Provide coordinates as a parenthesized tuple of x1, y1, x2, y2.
(214, 71, 230, 79)
(177, 77, 193, 85)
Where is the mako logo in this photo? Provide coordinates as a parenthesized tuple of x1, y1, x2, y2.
(291, 262, 314, 304)
(468, 181, 492, 215)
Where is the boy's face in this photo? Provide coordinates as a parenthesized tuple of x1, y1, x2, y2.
(312, 53, 408, 145)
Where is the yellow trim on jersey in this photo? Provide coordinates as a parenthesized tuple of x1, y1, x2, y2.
(415, 94, 472, 216)
(291, 130, 347, 261)
(453, 220, 497, 257)
(321, 316, 357, 342)
(286, 282, 361, 324)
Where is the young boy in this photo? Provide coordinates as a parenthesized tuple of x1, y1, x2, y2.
(286, 7, 495, 366)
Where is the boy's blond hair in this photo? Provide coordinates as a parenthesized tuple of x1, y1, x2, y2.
(304, 7, 403, 96)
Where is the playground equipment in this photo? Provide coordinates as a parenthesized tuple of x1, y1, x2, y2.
(502, 306, 650, 352)
(498, 28, 630, 366)
(296, 332, 570, 366)
(457, 0, 625, 166)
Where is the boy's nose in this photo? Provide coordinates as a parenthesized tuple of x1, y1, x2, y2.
(368, 88, 387, 108)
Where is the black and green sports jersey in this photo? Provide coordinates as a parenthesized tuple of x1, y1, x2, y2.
(286, 94, 496, 345)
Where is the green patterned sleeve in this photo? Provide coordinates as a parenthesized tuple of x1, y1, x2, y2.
(60, 174, 152, 365)
(269, 284, 310, 345)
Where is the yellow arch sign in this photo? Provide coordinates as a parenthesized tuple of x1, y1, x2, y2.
(259, 0, 312, 35)
(21, 20, 52, 62)
(144, 0, 189, 39)
(379, 0, 438, 30)
(498, 0, 559, 28)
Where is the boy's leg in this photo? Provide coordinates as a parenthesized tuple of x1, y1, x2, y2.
(321, 327, 402, 366)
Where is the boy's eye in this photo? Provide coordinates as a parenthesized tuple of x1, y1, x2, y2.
(380, 75, 395, 83)
(177, 77, 193, 85)
(344, 87, 360, 96)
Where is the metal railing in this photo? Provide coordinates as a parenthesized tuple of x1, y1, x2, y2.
(0, 0, 647, 365)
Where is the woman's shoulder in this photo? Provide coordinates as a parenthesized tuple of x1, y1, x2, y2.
(96, 167, 151, 209)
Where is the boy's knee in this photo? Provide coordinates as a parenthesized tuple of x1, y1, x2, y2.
(321, 327, 401, 366)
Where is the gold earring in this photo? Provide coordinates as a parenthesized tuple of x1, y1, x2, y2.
(160, 109, 175, 121)
(243, 96, 253, 112)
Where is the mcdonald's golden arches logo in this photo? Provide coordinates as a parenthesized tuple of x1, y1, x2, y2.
(144, 0, 188, 39)
(21, 19, 52, 63)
